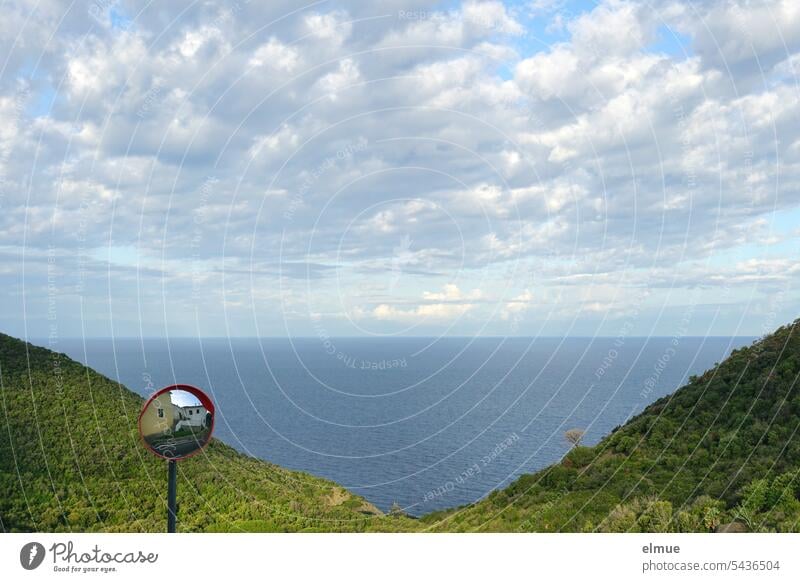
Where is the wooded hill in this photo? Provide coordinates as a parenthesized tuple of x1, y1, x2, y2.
(0, 332, 415, 532)
(422, 319, 800, 532)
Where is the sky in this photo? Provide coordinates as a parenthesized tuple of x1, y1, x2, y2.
(1, 0, 798, 340)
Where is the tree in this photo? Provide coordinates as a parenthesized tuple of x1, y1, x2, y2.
(389, 502, 406, 518)
(735, 478, 769, 532)
(564, 429, 585, 448)
(636, 500, 674, 533)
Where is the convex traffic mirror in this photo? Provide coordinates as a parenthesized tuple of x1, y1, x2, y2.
(138, 384, 215, 460)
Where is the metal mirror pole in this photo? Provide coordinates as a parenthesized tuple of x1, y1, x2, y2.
(167, 459, 177, 533)
(139, 385, 214, 533)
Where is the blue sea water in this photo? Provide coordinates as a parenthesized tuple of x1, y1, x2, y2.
(53, 336, 751, 515)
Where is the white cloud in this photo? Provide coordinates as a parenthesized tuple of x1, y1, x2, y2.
(462, 0, 525, 36)
(569, 0, 654, 57)
(372, 302, 474, 321)
(501, 288, 534, 319)
(422, 283, 482, 301)
(316, 58, 361, 98)
(2, 0, 799, 337)
(304, 11, 353, 46)
(249, 39, 301, 71)
(177, 26, 223, 58)
(686, 0, 800, 75)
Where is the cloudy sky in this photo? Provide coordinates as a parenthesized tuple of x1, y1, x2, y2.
(2, 0, 799, 339)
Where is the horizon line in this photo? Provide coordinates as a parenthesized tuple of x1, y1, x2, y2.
(28, 334, 760, 340)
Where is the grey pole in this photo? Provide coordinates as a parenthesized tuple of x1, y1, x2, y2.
(167, 460, 177, 533)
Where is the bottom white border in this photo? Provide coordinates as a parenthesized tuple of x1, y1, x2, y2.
(2, 533, 798, 582)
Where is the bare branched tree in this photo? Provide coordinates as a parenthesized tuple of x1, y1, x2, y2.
(565, 428, 585, 447)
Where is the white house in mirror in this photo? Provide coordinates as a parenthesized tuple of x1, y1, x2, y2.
(174, 404, 210, 431)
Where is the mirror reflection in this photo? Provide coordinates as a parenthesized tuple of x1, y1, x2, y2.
(140, 389, 213, 459)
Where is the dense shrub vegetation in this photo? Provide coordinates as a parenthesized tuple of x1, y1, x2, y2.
(422, 319, 800, 532)
(2, 319, 799, 532)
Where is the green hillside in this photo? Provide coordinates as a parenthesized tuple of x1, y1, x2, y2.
(0, 333, 416, 532)
(423, 319, 800, 532)
(3, 320, 799, 533)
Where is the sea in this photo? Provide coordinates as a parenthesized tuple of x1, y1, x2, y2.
(53, 335, 752, 515)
